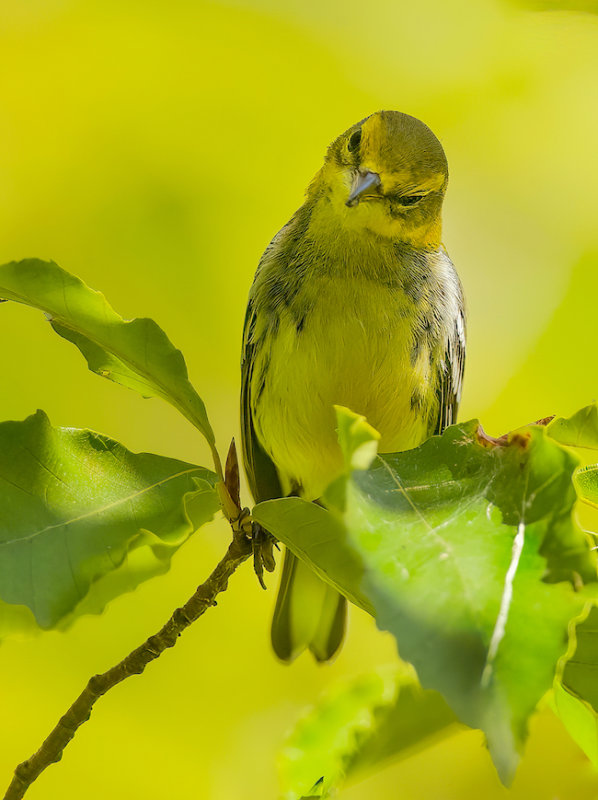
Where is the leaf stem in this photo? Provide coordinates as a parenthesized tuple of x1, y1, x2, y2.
(2, 526, 253, 800)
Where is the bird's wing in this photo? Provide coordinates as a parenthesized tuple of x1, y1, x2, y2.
(240, 297, 283, 503)
(433, 307, 466, 435)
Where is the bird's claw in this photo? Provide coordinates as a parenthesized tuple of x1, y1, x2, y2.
(252, 522, 277, 590)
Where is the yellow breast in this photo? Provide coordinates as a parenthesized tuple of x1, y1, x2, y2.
(251, 273, 436, 500)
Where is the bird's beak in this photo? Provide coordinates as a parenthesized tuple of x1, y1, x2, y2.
(346, 170, 382, 207)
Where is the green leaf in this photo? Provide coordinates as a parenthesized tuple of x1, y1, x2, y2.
(546, 404, 598, 510)
(0, 259, 217, 452)
(0, 410, 219, 629)
(574, 466, 598, 509)
(279, 668, 458, 800)
(547, 403, 598, 450)
(335, 404, 380, 472)
(554, 604, 598, 767)
(254, 417, 597, 784)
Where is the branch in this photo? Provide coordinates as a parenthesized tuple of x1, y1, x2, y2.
(3, 526, 253, 800)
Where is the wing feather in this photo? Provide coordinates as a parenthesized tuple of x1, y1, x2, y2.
(240, 299, 283, 503)
(433, 307, 466, 435)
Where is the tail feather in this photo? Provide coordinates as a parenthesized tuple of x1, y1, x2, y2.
(309, 583, 347, 662)
(271, 549, 346, 662)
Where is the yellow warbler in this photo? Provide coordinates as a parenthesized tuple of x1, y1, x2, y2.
(241, 110, 465, 662)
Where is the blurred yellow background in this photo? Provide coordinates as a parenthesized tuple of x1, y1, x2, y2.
(1, 0, 598, 797)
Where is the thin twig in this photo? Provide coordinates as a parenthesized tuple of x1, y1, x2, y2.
(3, 526, 253, 800)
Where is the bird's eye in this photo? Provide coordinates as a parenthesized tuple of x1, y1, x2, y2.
(347, 130, 362, 153)
(397, 194, 426, 207)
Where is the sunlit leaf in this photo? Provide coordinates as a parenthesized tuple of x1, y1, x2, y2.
(0, 259, 216, 449)
(547, 404, 598, 510)
(0, 410, 219, 629)
(279, 667, 458, 800)
(548, 403, 598, 450)
(335, 404, 380, 472)
(574, 466, 598, 509)
(254, 412, 597, 784)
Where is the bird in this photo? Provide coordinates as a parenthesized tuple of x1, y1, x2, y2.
(241, 110, 465, 663)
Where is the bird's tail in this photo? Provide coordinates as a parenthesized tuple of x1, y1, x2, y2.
(271, 549, 346, 662)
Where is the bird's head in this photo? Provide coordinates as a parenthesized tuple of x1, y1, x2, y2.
(313, 110, 448, 247)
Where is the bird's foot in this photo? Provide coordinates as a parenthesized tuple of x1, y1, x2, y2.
(252, 522, 278, 590)
(217, 437, 278, 587)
